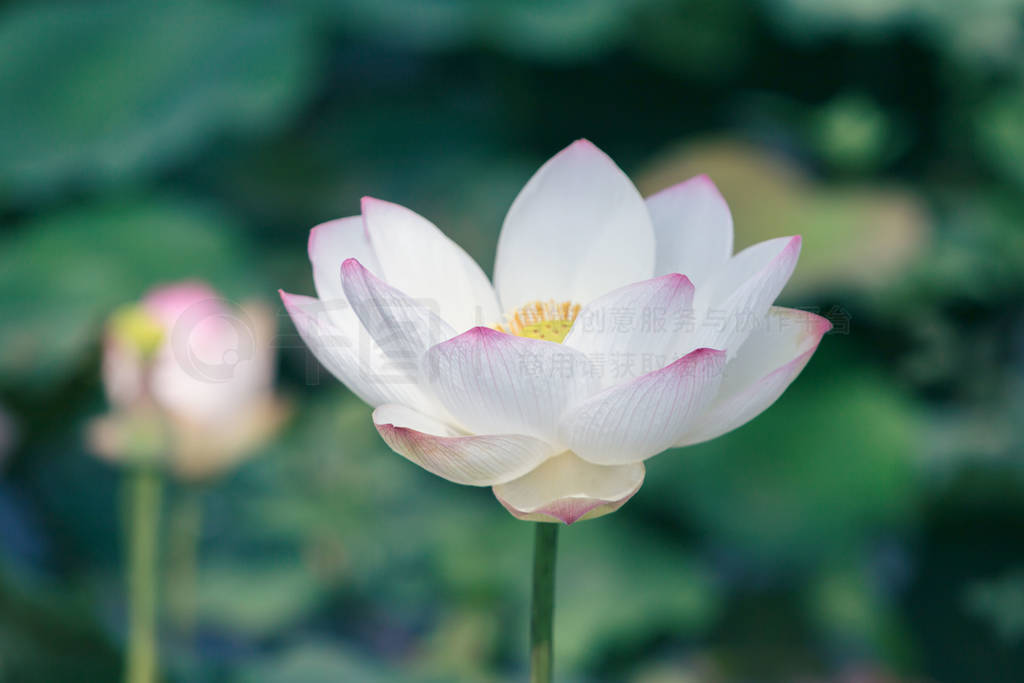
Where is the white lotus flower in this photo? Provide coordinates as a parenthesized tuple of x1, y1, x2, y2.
(281, 140, 830, 524)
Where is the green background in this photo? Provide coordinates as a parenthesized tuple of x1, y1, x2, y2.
(2, 0, 1024, 681)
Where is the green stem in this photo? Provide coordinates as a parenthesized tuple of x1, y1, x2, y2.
(530, 523, 559, 683)
(167, 486, 203, 642)
(125, 467, 162, 683)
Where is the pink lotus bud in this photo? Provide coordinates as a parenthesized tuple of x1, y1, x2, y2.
(97, 281, 287, 480)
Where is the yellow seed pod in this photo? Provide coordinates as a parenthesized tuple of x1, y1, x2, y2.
(495, 300, 581, 343)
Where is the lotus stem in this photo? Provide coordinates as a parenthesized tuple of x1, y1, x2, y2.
(530, 522, 559, 683)
(125, 466, 162, 683)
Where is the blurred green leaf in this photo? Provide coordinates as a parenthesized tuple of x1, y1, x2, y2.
(894, 190, 1024, 306)
(196, 562, 320, 637)
(965, 569, 1024, 644)
(763, 0, 923, 35)
(808, 567, 910, 663)
(301, 0, 644, 60)
(483, 0, 633, 61)
(0, 0, 317, 199)
(0, 568, 120, 682)
(234, 641, 443, 683)
(976, 87, 1024, 189)
(558, 521, 720, 672)
(301, 0, 473, 49)
(764, 0, 1024, 69)
(631, 0, 752, 79)
(415, 606, 503, 681)
(0, 197, 259, 390)
(811, 93, 907, 173)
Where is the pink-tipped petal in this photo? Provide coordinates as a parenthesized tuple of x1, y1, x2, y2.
(373, 404, 556, 486)
(361, 197, 500, 331)
(279, 290, 438, 415)
(492, 451, 645, 524)
(422, 326, 599, 444)
(677, 306, 831, 446)
(308, 215, 380, 309)
(646, 174, 734, 287)
(562, 273, 696, 387)
(148, 300, 276, 425)
(132, 283, 273, 425)
(142, 281, 230, 352)
(341, 258, 455, 377)
(559, 347, 727, 465)
(494, 139, 655, 311)
(691, 235, 802, 357)
(143, 281, 224, 327)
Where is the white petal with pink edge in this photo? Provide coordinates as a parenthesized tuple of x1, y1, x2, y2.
(361, 197, 500, 332)
(422, 327, 599, 444)
(279, 291, 438, 416)
(341, 258, 455, 379)
(494, 139, 655, 311)
(492, 451, 645, 524)
(677, 306, 831, 446)
(646, 174, 734, 288)
(690, 235, 802, 357)
(559, 347, 726, 465)
(562, 273, 696, 387)
(373, 404, 556, 486)
(308, 216, 381, 316)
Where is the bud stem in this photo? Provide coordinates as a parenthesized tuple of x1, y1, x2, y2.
(124, 466, 162, 683)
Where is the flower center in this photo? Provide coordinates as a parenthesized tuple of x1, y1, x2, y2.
(109, 305, 165, 357)
(495, 300, 581, 343)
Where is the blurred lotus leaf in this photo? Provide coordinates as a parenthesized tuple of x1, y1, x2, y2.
(557, 521, 719, 672)
(414, 606, 503, 681)
(765, 0, 913, 30)
(808, 568, 902, 656)
(811, 93, 907, 172)
(897, 191, 1024, 306)
(302, 0, 472, 50)
(0, 198, 259, 391)
(628, 658, 721, 683)
(236, 641, 442, 683)
(641, 366, 921, 570)
(196, 562, 321, 637)
(304, 0, 640, 60)
(482, 0, 633, 61)
(204, 89, 530, 269)
(0, 569, 119, 681)
(763, 0, 1024, 69)
(636, 139, 930, 297)
(630, 0, 752, 79)
(0, 0, 316, 200)
(965, 569, 1024, 644)
(975, 87, 1024, 189)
